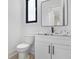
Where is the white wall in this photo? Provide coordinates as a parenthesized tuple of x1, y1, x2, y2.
(8, 0, 24, 57)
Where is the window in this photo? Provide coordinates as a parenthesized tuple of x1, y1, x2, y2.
(26, 0, 37, 23)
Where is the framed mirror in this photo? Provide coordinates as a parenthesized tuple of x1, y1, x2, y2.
(26, 0, 37, 23)
(41, 0, 68, 26)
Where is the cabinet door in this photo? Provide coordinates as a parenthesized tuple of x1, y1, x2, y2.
(52, 44, 71, 59)
(35, 42, 51, 59)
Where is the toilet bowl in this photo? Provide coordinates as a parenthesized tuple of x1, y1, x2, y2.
(17, 43, 31, 59)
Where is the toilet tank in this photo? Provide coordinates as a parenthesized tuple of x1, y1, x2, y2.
(22, 36, 35, 44)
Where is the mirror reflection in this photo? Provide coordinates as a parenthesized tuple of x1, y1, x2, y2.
(41, 0, 68, 26)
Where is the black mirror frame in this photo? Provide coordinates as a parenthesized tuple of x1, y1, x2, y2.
(26, 0, 37, 23)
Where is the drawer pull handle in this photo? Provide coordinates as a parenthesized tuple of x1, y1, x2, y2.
(48, 45, 50, 54)
(53, 46, 54, 55)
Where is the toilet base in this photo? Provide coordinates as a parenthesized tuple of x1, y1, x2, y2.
(19, 52, 28, 59)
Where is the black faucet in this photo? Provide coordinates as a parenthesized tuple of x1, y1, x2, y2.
(51, 27, 54, 33)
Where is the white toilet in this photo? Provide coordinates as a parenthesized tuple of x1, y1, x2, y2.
(16, 36, 34, 59)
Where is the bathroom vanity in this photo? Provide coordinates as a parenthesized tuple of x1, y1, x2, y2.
(34, 0, 71, 59)
(35, 35, 71, 59)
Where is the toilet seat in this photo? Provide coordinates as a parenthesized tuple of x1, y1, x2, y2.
(17, 43, 30, 49)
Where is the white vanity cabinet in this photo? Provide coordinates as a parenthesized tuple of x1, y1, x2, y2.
(52, 44, 71, 59)
(35, 35, 71, 59)
(51, 37, 71, 59)
(35, 41, 51, 59)
(35, 36, 51, 59)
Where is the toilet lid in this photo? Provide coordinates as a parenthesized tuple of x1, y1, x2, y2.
(17, 43, 30, 49)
